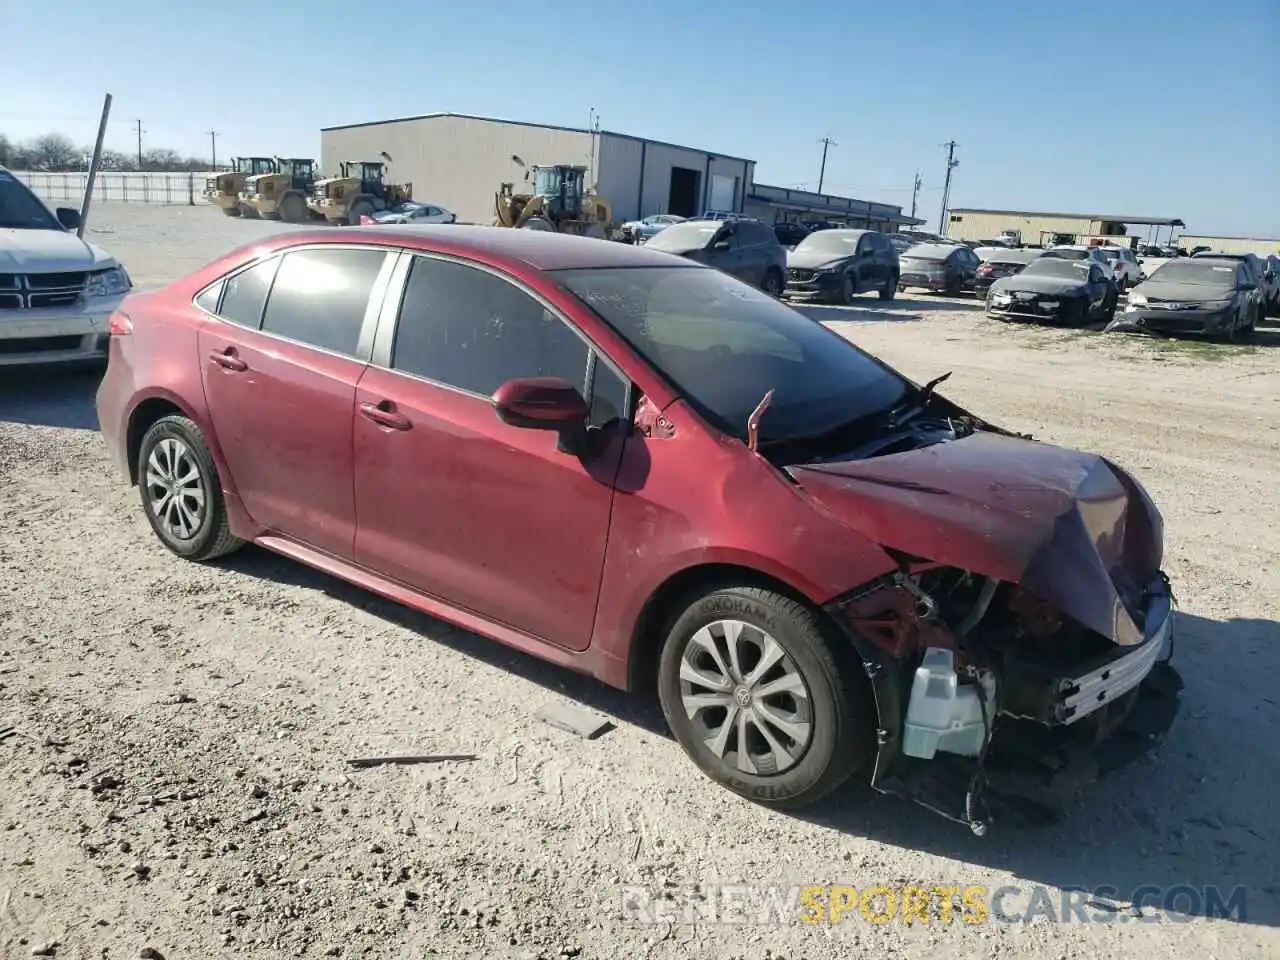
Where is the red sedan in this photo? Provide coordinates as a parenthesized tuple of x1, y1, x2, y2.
(96, 226, 1182, 831)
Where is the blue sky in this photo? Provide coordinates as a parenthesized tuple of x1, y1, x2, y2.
(3, 0, 1276, 236)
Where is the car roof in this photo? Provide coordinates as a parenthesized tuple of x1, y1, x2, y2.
(257, 224, 701, 271)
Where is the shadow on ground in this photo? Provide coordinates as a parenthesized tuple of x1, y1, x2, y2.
(221, 544, 1280, 929)
(0, 365, 104, 430)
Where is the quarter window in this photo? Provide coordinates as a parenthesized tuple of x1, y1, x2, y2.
(260, 247, 387, 356)
(217, 258, 279, 329)
(392, 256, 593, 399)
(195, 279, 224, 314)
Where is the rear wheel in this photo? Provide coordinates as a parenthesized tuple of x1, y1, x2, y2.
(762, 268, 784, 298)
(136, 415, 244, 563)
(657, 585, 873, 810)
(221, 206, 241, 218)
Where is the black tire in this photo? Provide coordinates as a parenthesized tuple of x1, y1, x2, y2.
(944, 274, 961, 296)
(762, 269, 784, 298)
(880, 272, 898, 301)
(837, 273, 854, 305)
(221, 206, 241, 218)
(349, 200, 374, 226)
(279, 193, 307, 224)
(657, 585, 874, 811)
(136, 415, 245, 563)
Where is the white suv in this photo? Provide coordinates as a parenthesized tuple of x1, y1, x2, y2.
(0, 167, 132, 367)
(1098, 245, 1145, 291)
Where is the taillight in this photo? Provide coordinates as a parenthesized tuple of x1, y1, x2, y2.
(978, 264, 992, 274)
(108, 311, 133, 336)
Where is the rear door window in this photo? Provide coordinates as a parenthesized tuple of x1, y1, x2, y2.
(217, 258, 280, 329)
(260, 247, 387, 356)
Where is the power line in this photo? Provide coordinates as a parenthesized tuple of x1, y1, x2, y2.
(938, 141, 959, 236)
(817, 137, 837, 195)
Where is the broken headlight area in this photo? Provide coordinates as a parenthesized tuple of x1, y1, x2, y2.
(825, 566, 1182, 835)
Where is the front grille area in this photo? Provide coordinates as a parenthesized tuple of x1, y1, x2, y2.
(0, 335, 84, 354)
(0, 272, 89, 310)
(313, 184, 329, 199)
(1001, 293, 1085, 321)
(788, 268, 815, 282)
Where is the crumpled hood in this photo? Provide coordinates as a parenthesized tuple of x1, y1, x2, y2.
(0, 228, 118, 273)
(788, 432, 1163, 646)
(1134, 280, 1233, 302)
(992, 275, 1090, 296)
(787, 250, 852, 271)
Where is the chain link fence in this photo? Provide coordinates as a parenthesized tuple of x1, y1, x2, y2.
(14, 170, 221, 206)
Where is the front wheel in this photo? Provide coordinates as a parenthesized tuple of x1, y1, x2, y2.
(762, 269, 784, 298)
(136, 415, 244, 562)
(348, 201, 374, 225)
(880, 273, 898, 301)
(657, 586, 873, 811)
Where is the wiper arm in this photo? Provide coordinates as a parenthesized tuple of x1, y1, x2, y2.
(918, 370, 953, 401)
(887, 370, 952, 426)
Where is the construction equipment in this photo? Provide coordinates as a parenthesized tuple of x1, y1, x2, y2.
(203, 157, 277, 217)
(240, 158, 321, 222)
(307, 161, 412, 225)
(493, 159, 612, 240)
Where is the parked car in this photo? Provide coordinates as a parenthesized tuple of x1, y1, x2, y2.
(773, 221, 810, 250)
(619, 214, 685, 244)
(885, 233, 917, 256)
(94, 225, 1182, 830)
(1113, 256, 1261, 340)
(986, 256, 1118, 326)
(1190, 250, 1273, 310)
(783, 229, 899, 303)
(0, 166, 133, 367)
(973, 248, 1043, 294)
(644, 217, 786, 295)
(1042, 245, 1113, 270)
(366, 202, 456, 225)
(1098, 245, 1145, 291)
(1264, 255, 1280, 317)
(898, 242, 982, 295)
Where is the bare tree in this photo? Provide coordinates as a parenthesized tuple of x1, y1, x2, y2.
(26, 133, 80, 171)
(0, 131, 220, 172)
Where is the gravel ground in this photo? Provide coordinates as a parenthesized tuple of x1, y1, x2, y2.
(1, 204, 1278, 960)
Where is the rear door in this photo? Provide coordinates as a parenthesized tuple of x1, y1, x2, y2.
(705, 223, 749, 283)
(351, 252, 630, 650)
(197, 245, 394, 558)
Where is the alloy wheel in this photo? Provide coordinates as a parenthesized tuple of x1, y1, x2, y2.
(144, 437, 206, 541)
(678, 619, 813, 775)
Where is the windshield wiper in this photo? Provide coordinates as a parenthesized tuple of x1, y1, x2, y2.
(886, 370, 952, 426)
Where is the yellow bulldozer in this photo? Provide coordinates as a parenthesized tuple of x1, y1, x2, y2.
(240, 157, 322, 222)
(307, 161, 412, 225)
(203, 157, 277, 217)
(493, 158, 613, 240)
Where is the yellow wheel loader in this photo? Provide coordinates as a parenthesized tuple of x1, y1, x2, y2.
(306, 161, 412, 226)
(203, 157, 277, 217)
(241, 158, 323, 223)
(493, 161, 613, 240)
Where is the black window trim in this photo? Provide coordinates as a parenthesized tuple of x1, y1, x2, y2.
(369, 249, 634, 419)
(190, 242, 398, 364)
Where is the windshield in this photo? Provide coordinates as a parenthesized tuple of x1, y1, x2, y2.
(1147, 260, 1239, 286)
(902, 243, 955, 262)
(644, 221, 721, 252)
(794, 230, 866, 256)
(1042, 248, 1089, 261)
(0, 171, 61, 230)
(552, 266, 908, 442)
(1019, 259, 1092, 280)
(388, 202, 418, 214)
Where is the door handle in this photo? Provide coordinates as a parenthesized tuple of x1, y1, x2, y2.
(359, 400, 412, 431)
(209, 349, 248, 372)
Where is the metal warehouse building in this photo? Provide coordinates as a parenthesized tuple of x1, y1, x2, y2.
(946, 207, 1184, 247)
(319, 112, 922, 230)
(1174, 234, 1280, 257)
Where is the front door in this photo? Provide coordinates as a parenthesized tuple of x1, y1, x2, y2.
(352, 254, 629, 650)
(197, 246, 390, 558)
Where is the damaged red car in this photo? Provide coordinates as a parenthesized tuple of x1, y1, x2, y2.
(96, 227, 1182, 833)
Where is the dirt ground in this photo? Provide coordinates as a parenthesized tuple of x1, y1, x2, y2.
(1, 205, 1277, 960)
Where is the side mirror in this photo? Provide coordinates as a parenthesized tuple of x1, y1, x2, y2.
(713, 241, 731, 251)
(493, 376, 591, 456)
(56, 207, 82, 230)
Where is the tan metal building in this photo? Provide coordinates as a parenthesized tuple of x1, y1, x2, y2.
(1174, 234, 1280, 257)
(945, 207, 1183, 247)
(319, 112, 921, 229)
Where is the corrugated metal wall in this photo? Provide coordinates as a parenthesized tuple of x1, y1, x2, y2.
(1175, 235, 1280, 257)
(596, 135, 754, 222)
(946, 211, 1100, 245)
(321, 116, 595, 224)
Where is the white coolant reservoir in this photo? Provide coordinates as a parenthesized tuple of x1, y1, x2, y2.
(901, 647, 996, 760)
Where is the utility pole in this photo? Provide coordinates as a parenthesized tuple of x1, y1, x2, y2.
(134, 119, 144, 169)
(208, 130, 218, 170)
(817, 137, 836, 194)
(938, 141, 959, 236)
(909, 171, 922, 221)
